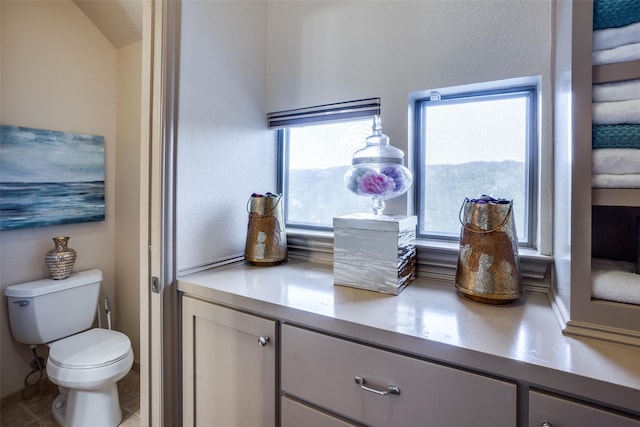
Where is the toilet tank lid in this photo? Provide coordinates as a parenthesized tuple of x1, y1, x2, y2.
(4, 269, 103, 298)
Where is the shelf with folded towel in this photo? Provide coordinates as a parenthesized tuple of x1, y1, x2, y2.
(591, 206, 640, 306)
(592, 258, 640, 306)
(592, 188, 640, 206)
(591, 8, 640, 201)
(590, 4, 640, 302)
(591, 65, 640, 201)
(592, 15, 640, 81)
(590, 124, 640, 199)
(594, 60, 640, 84)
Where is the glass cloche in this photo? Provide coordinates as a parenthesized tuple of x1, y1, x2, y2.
(344, 115, 413, 215)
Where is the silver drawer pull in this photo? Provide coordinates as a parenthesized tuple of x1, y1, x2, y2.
(354, 376, 401, 396)
(258, 336, 270, 347)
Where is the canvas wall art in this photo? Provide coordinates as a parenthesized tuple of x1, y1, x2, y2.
(0, 125, 105, 231)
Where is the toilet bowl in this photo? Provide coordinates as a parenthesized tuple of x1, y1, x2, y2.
(4, 269, 133, 427)
(47, 328, 133, 427)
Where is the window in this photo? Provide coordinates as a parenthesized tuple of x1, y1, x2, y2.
(413, 80, 538, 246)
(271, 99, 380, 229)
(272, 82, 539, 248)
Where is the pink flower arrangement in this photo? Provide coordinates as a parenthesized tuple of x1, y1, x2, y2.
(357, 170, 396, 196)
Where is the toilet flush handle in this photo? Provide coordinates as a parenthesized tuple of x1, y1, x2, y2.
(13, 300, 29, 307)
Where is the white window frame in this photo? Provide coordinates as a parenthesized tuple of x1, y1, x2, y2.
(412, 81, 538, 248)
(270, 98, 381, 230)
(276, 79, 552, 285)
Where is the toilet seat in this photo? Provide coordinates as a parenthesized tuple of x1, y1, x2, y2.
(47, 328, 133, 391)
(49, 328, 130, 369)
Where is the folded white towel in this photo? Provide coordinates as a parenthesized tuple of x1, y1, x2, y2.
(593, 42, 640, 66)
(593, 22, 640, 51)
(592, 173, 640, 188)
(593, 79, 640, 102)
(593, 148, 640, 175)
(592, 258, 640, 305)
(592, 99, 640, 124)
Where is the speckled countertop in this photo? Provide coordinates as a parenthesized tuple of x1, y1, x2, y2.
(178, 259, 640, 414)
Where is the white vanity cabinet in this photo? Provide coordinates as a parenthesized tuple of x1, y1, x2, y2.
(280, 324, 517, 427)
(182, 296, 277, 427)
(178, 261, 640, 426)
(529, 390, 640, 427)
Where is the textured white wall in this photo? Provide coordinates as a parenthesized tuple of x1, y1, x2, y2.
(177, 1, 273, 272)
(176, 1, 554, 269)
(265, 0, 553, 242)
(266, 1, 552, 148)
(0, 0, 117, 397)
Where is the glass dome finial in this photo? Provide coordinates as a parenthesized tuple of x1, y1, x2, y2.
(344, 115, 413, 215)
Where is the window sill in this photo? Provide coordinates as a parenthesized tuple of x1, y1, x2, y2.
(286, 228, 552, 291)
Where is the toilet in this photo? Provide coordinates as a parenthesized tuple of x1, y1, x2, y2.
(5, 269, 133, 427)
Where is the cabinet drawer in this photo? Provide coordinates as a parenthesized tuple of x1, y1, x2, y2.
(281, 396, 360, 427)
(529, 390, 640, 426)
(281, 325, 516, 427)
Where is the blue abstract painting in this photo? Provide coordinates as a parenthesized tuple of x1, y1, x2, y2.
(0, 125, 105, 231)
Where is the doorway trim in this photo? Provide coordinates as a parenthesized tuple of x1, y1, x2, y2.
(140, 0, 181, 425)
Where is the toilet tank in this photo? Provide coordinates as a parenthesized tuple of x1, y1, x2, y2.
(4, 269, 102, 345)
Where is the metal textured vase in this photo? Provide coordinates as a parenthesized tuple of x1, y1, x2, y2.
(455, 197, 522, 304)
(244, 193, 287, 266)
(45, 237, 77, 280)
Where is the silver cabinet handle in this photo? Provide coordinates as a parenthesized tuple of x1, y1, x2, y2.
(354, 376, 400, 396)
(541, 423, 552, 427)
(258, 336, 270, 347)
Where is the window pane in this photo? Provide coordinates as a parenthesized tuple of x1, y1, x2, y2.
(284, 119, 373, 228)
(419, 92, 531, 242)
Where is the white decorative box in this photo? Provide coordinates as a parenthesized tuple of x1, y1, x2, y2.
(333, 214, 417, 295)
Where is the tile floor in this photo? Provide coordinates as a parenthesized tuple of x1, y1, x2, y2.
(0, 370, 139, 427)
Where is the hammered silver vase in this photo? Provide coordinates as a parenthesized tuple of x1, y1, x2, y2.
(455, 197, 522, 304)
(45, 237, 77, 280)
(244, 193, 287, 265)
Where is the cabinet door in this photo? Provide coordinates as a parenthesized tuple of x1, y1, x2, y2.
(182, 296, 277, 427)
(281, 325, 516, 427)
(529, 390, 640, 427)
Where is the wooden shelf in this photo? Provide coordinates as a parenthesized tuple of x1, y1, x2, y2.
(593, 60, 640, 84)
(592, 188, 640, 207)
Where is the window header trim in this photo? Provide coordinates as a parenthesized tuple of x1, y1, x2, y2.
(267, 97, 380, 129)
